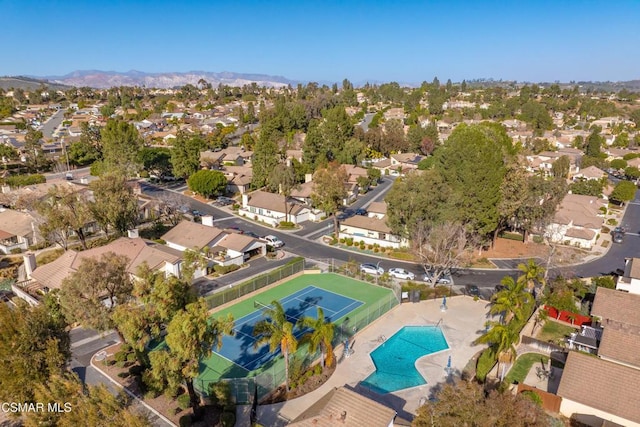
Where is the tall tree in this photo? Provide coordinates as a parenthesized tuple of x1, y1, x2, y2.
(436, 123, 514, 241)
(475, 321, 520, 381)
(89, 173, 139, 234)
(551, 155, 570, 179)
(147, 300, 234, 420)
(609, 180, 637, 205)
(23, 126, 49, 172)
(59, 252, 132, 340)
(302, 120, 325, 170)
(311, 163, 348, 237)
(252, 136, 280, 189)
(37, 184, 93, 250)
(187, 169, 227, 198)
(25, 374, 151, 427)
(170, 133, 207, 179)
(322, 106, 353, 160)
(0, 302, 70, 404)
(517, 259, 546, 292)
(298, 307, 335, 370)
(491, 276, 534, 324)
(268, 164, 298, 222)
(253, 300, 298, 392)
(413, 221, 475, 285)
(413, 380, 548, 427)
(100, 119, 142, 176)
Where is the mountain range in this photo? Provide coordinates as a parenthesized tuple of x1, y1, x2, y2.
(36, 70, 297, 89)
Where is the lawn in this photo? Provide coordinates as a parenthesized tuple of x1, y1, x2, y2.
(504, 353, 549, 385)
(536, 320, 577, 343)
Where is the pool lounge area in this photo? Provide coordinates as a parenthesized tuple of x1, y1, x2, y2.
(262, 296, 493, 426)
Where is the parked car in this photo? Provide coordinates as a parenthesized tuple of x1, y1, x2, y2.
(494, 284, 507, 293)
(225, 226, 243, 234)
(360, 263, 384, 275)
(192, 210, 201, 217)
(243, 231, 260, 239)
(423, 271, 452, 284)
(178, 205, 190, 214)
(613, 231, 624, 244)
(388, 268, 415, 280)
(262, 235, 284, 248)
(216, 196, 235, 206)
(466, 285, 480, 297)
(355, 208, 367, 216)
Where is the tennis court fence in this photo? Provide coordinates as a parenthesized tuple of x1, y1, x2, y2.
(204, 257, 305, 310)
(198, 263, 400, 404)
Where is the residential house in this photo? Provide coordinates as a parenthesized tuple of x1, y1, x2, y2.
(290, 180, 315, 206)
(615, 257, 640, 294)
(541, 194, 605, 249)
(0, 208, 41, 254)
(339, 215, 407, 249)
(526, 149, 581, 177)
(342, 165, 369, 201)
(557, 287, 640, 426)
(161, 217, 265, 270)
(572, 165, 606, 181)
(239, 190, 310, 226)
(389, 153, 424, 174)
(366, 201, 387, 219)
(557, 352, 640, 427)
(383, 108, 405, 121)
(200, 147, 253, 169)
(221, 165, 253, 195)
(288, 386, 397, 427)
(21, 233, 183, 301)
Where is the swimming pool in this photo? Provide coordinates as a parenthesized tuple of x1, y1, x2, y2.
(360, 326, 448, 394)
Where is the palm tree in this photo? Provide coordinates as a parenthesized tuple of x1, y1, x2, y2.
(517, 259, 546, 292)
(491, 276, 533, 323)
(298, 307, 335, 370)
(475, 321, 519, 381)
(253, 301, 298, 392)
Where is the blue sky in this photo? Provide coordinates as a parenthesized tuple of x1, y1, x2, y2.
(4, 0, 639, 84)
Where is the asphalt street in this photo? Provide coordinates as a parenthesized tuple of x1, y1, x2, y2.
(39, 109, 66, 139)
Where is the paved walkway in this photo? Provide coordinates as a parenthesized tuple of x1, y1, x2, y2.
(256, 296, 493, 426)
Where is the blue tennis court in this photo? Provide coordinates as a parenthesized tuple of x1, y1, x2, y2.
(215, 285, 363, 371)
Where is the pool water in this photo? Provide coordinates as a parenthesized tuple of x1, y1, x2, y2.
(360, 326, 448, 394)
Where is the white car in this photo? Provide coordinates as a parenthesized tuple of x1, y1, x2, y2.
(360, 263, 384, 275)
(388, 268, 415, 280)
(423, 271, 452, 284)
(262, 235, 284, 248)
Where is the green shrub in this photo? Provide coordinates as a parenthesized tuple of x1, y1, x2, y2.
(476, 348, 497, 382)
(601, 226, 611, 234)
(278, 221, 296, 229)
(606, 218, 617, 225)
(5, 174, 46, 187)
(499, 231, 524, 241)
(126, 352, 137, 362)
(339, 238, 345, 244)
(220, 411, 235, 427)
(114, 350, 128, 363)
(209, 381, 233, 410)
(521, 390, 543, 406)
(178, 414, 192, 427)
(153, 238, 166, 244)
(213, 264, 241, 275)
(532, 235, 544, 244)
(177, 394, 191, 410)
(117, 372, 130, 379)
(313, 364, 322, 375)
(9, 248, 23, 254)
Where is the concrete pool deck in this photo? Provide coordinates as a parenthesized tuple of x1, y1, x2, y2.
(255, 295, 494, 426)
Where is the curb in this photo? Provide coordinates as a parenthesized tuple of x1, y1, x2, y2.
(90, 352, 177, 427)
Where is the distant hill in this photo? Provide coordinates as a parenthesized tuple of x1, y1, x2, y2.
(33, 70, 297, 89)
(0, 76, 70, 91)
